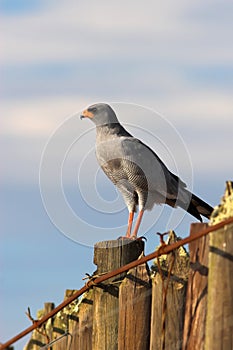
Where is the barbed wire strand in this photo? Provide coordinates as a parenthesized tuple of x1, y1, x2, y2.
(25, 307, 51, 349)
(1, 216, 233, 350)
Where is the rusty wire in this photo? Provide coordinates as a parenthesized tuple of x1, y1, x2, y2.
(1, 216, 233, 350)
(25, 307, 51, 348)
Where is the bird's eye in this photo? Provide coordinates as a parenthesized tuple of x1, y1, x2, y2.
(91, 107, 97, 113)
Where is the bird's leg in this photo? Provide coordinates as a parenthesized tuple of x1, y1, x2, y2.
(131, 210, 144, 238)
(126, 212, 134, 237)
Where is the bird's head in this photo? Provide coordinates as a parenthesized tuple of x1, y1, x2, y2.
(80, 103, 119, 126)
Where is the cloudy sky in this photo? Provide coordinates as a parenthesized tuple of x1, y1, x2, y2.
(1, 0, 233, 348)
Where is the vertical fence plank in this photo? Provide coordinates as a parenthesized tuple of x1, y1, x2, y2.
(23, 302, 54, 350)
(23, 303, 53, 350)
(118, 256, 151, 350)
(150, 231, 189, 350)
(52, 312, 67, 349)
(205, 222, 233, 350)
(205, 181, 233, 350)
(182, 223, 209, 350)
(52, 290, 78, 350)
(63, 290, 79, 350)
(67, 312, 79, 350)
(92, 239, 144, 350)
(77, 290, 93, 350)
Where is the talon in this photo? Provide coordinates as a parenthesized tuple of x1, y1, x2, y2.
(117, 235, 134, 240)
(132, 235, 147, 241)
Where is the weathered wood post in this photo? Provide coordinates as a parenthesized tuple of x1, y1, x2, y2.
(150, 231, 189, 350)
(23, 302, 54, 350)
(118, 253, 151, 350)
(75, 290, 93, 350)
(205, 181, 233, 350)
(52, 290, 79, 350)
(182, 223, 209, 350)
(92, 239, 144, 350)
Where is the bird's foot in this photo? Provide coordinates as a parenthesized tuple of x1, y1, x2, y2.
(130, 235, 147, 241)
(117, 235, 134, 240)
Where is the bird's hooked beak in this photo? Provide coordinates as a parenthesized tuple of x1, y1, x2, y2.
(80, 109, 94, 120)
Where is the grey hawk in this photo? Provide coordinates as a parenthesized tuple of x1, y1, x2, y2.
(80, 103, 213, 238)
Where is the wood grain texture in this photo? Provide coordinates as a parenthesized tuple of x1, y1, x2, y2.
(52, 290, 76, 350)
(205, 223, 233, 350)
(23, 302, 54, 350)
(77, 291, 93, 350)
(150, 231, 189, 350)
(92, 239, 144, 350)
(182, 223, 209, 350)
(118, 257, 151, 350)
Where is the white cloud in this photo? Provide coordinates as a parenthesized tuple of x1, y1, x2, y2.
(1, 90, 232, 187)
(1, 86, 232, 138)
(155, 89, 233, 124)
(1, 0, 233, 65)
(0, 95, 90, 137)
(1, 0, 232, 185)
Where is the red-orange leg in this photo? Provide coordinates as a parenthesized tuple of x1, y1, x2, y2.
(131, 210, 144, 238)
(126, 212, 134, 237)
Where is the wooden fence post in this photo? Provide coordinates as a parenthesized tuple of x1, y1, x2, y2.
(118, 254, 151, 350)
(52, 290, 79, 350)
(182, 223, 209, 350)
(23, 302, 54, 350)
(205, 182, 233, 350)
(76, 290, 93, 350)
(92, 239, 144, 350)
(150, 231, 189, 350)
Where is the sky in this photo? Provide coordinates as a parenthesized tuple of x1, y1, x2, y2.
(1, 0, 233, 348)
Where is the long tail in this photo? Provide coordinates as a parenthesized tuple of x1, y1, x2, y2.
(184, 193, 213, 222)
(164, 172, 214, 222)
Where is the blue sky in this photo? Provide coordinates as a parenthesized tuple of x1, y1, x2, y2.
(0, 0, 43, 14)
(1, 0, 233, 348)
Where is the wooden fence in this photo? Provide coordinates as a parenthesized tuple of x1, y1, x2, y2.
(22, 182, 233, 350)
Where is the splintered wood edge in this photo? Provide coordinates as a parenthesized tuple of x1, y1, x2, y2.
(210, 181, 233, 226)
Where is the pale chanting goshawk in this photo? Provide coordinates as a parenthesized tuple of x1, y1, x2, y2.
(81, 103, 213, 238)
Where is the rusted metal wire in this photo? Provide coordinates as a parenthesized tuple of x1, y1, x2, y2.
(25, 307, 51, 348)
(1, 216, 233, 350)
